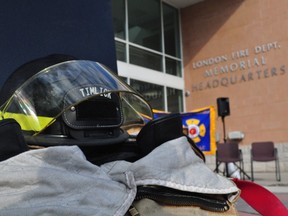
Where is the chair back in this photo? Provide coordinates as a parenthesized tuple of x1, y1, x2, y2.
(251, 141, 275, 161)
(216, 142, 241, 163)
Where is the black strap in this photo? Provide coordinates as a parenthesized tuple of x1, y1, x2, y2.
(0, 118, 28, 161)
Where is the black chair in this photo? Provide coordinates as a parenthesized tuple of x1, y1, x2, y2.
(251, 141, 281, 181)
(215, 142, 250, 179)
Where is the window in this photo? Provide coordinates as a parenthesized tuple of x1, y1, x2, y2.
(112, 0, 181, 72)
(115, 41, 126, 62)
(128, 0, 162, 52)
(129, 46, 162, 71)
(167, 87, 183, 112)
(112, 0, 183, 112)
(163, 3, 180, 58)
(165, 57, 181, 76)
(112, 0, 126, 39)
(130, 79, 164, 110)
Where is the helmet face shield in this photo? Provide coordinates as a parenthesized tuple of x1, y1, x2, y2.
(0, 60, 153, 136)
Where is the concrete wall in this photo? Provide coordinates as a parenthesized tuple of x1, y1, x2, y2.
(181, 0, 288, 147)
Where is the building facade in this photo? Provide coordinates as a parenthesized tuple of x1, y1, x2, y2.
(112, 0, 288, 172)
(181, 0, 288, 147)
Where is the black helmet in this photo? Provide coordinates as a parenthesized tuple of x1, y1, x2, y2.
(0, 54, 153, 164)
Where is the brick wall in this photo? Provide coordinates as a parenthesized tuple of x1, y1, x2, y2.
(181, 0, 288, 146)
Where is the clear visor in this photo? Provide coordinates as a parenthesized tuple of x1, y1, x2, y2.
(0, 60, 153, 135)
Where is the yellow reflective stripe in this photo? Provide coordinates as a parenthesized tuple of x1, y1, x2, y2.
(0, 112, 54, 132)
(152, 109, 170, 114)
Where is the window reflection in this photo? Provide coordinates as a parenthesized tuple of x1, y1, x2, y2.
(130, 46, 162, 71)
(130, 79, 164, 110)
(115, 41, 126, 62)
(163, 3, 180, 58)
(167, 87, 183, 112)
(128, 0, 162, 52)
(165, 57, 181, 77)
(112, 0, 126, 39)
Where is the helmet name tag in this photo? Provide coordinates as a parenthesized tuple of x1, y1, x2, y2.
(79, 87, 111, 99)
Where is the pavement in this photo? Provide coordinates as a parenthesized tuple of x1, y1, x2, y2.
(234, 171, 288, 215)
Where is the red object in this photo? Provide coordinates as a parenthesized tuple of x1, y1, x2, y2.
(233, 178, 288, 216)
